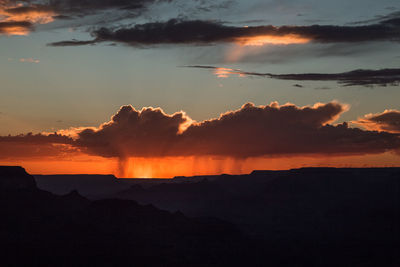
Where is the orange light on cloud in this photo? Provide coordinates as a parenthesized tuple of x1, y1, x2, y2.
(0, 25, 30, 35)
(225, 34, 311, 62)
(20, 58, 40, 63)
(352, 110, 400, 134)
(0, 10, 55, 25)
(0, 2, 56, 35)
(213, 67, 247, 78)
(214, 67, 235, 78)
(235, 34, 311, 46)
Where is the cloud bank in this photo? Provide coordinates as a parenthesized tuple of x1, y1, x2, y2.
(0, 132, 75, 159)
(1, 101, 399, 160)
(48, 15, 400, 47)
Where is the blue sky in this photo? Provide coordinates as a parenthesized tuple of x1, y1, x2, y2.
(1, 1, 399, 129)
(1, 0, 400, 176)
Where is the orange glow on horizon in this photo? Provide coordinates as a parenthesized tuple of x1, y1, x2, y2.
(1, 153, 400, 178)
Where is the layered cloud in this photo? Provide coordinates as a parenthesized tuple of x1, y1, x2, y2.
(1, 0, 162, 17)
(186, 66, 400, 87)
(1, 101, 400, 160)
(0, 0, 172, 35)
(44, 0, 160, 13)
(48, 14, 400, 47)
(0, 1, 55, 35)
(0, 132, 75, 159)
(354, 110, 400, 133)
(0, 0, 236, 36)
(2, 4, 55, 23)
(0, 20, 32, 35)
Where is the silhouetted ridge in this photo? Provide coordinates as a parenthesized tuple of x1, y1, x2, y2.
(0, 166, 248, 267)
(18, 167, 400, 266)
(112, 168, 400, 247)
(0, 166, 36, 190)
(60, 189, 91, 207)
(250, 170, 281, 175)
(34, 174, 126, 197)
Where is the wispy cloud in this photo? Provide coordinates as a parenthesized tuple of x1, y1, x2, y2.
(19, 58, 40, 63)
(185, 66, 400, 87)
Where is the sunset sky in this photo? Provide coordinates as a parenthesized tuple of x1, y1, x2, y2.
(1, 0, 400, 177)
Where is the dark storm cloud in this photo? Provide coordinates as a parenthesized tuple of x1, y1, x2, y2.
(355, 110, 400, 133)
(72, 102, 400, 158)
(1, 102, 400, 159)
(186, 66, 400, 87)
(49, 19, 242, 46)
(178, 102, 400, 157)
(48, 14, 400, 46)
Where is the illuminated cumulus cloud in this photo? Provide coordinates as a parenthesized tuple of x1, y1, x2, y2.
(354, 110, 400, 133)
(179, 102, 400, 157)
(75, 105, 192, 158)
(48, 15, 400, 47)
(1, 101, 399, 160)
(71, 101, 400, 159)
(186, 66, 400, 87)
